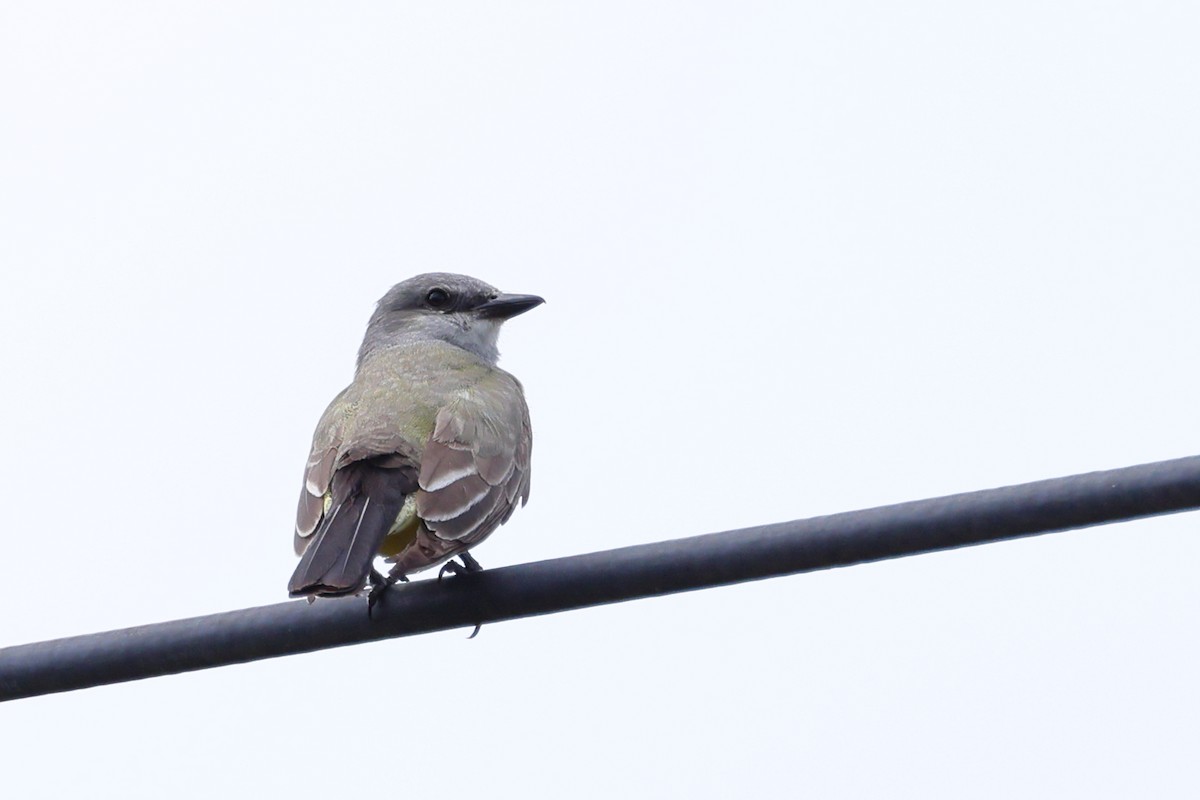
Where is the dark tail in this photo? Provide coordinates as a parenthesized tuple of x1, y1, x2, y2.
(288, 460, 414, 598)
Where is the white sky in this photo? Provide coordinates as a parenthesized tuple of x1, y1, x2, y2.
(2, 2, 1198, 797)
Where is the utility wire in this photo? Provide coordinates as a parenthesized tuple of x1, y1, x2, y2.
(2, 455, 1199, 702)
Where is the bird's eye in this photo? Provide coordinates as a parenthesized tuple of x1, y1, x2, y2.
(426, 288, 451, 308)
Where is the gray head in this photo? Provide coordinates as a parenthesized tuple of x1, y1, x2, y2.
(358, 273, 544, 367)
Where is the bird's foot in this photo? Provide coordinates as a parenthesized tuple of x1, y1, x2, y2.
(367, 568, 409, 618)
(437, 561, 462, 582)
(438, 552, 484, 583)
(434, 555, 484, 638)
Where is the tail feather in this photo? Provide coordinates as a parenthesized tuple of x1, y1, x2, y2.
(288, 460, 415, 598)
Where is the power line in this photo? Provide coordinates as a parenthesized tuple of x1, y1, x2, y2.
(2, 454, 1199, 702)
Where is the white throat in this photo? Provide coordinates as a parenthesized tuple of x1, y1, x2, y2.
(445, 317, 501, 364)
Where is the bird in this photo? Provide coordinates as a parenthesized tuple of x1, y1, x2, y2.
(288, 273, 542, 604)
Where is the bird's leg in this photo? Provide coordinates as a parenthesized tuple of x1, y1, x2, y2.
(435, 553, 485, 638)
(437, 560, 465, 582)
(369, 568, 388, 591)
(437, 552, 483, 583)
(367, 567, 409, 618)
(367, 569, 388, 618)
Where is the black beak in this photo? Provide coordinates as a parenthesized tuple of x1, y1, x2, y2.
(475, 293, 545, 320)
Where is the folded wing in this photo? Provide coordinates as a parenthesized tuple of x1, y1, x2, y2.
(416, 374, 532, 551)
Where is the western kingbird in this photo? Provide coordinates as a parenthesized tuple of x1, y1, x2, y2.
(288, 273, 542, 601)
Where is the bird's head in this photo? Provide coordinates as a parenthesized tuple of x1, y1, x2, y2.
(358, 273, 544, 367)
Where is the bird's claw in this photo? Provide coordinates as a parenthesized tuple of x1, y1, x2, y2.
(367, 568, 409, 619)
(438, 561, 464, 582)
(432, 556, 485, 637)
(438, 552, 484, 583)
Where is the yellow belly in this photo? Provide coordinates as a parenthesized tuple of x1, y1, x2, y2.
(377, 494, 421, 559)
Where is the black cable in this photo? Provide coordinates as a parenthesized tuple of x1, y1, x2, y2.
(2, 454, 1198, 702)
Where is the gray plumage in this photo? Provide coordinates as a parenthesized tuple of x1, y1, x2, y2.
(288, 273, 542, 599)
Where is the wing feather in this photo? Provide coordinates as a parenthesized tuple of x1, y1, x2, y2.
(419, 443, 477, 491)
(295, 447, 338, 553)
(414, 373, 532, 554)
(419, 473, 491, 521)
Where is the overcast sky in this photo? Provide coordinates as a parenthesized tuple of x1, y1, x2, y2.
(2, 2, 1198, 797)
